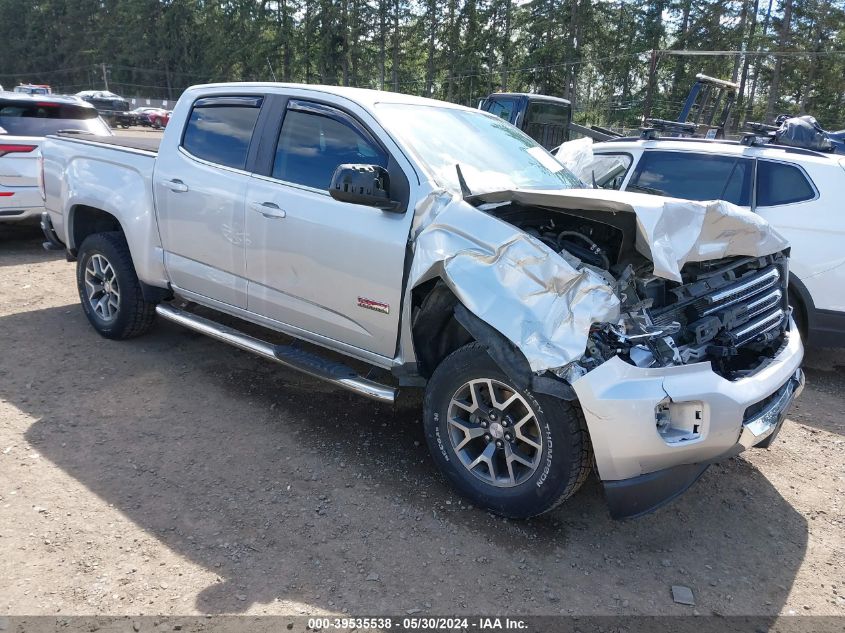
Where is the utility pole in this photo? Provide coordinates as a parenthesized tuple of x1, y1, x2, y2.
(101, 63, 109, 91)
(642, 49, 659, 122)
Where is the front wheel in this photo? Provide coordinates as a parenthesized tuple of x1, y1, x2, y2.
(76, 231, 157, 339)
(422, 343, 591, 518)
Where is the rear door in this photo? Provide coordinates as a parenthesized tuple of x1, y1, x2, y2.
(243, 98, 413, 359)
(751, 159, 843, 311)
(153, 95, 264, 309)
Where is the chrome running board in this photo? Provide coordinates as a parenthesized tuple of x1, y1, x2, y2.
(155, 303, 397, 404)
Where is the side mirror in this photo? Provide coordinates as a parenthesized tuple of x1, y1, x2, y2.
(329, 164, 400, 211)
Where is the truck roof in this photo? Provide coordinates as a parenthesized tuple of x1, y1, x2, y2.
(487, 92, 572, 106)
(185, 82, 479, 113)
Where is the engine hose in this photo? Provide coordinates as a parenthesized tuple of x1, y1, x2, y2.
(556, 230, 611, 270)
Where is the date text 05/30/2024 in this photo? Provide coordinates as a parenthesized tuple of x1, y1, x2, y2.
(306, 617, 528, 630)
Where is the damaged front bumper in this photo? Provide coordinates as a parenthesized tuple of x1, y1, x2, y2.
(571, 320, 804, 519)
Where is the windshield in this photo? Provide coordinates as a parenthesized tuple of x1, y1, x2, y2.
(375, 103, 582, 195)
(0, 99, 111, 136)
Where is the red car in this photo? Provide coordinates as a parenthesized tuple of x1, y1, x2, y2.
(146, 109, 170, 129)
(131, 107, 170, 129)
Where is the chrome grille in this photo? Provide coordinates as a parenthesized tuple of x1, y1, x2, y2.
(697, 267, 781, 316)
(649, 255, 789, 351)
(732, 309, 786, 346)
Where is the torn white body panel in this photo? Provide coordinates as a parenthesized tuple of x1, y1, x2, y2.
(553, 137, 595, 182)
(409, 187, 789, 372)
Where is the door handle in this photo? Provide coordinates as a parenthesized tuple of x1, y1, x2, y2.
(166, 179, 189, 193)
(249, 201, 287, 219)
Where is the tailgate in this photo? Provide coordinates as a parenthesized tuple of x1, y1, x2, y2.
(0, 137, 42, 211)
(0, 136, 41, 187)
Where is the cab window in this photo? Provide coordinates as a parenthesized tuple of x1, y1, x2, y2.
(523, 101, 571, 149)
(484, 97, 517, 123)
(272, 103, 387, 190)
(181, 97, 262, 170)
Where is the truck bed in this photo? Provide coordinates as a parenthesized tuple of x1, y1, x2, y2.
(54, 131, 160, 155)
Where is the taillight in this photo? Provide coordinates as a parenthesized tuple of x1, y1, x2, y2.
(0, 144, 37, 157)
(0, 192, 14, 197)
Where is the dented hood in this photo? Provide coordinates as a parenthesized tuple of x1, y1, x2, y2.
(474, 188, 789, 283)
(408, 188, 789, 373)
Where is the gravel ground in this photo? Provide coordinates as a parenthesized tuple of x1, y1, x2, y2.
(1, 224, 843, 617)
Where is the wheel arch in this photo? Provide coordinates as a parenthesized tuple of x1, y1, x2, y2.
(410, 279, 473, 379)
(788, 272, 815, 338)
(68, 204, 123, 254)
(410, 279, 576, 401)
(68, 204, 171, 303)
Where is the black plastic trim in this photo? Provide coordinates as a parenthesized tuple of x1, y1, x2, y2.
(139, 281, 173, 304)
(811, 308, 845, 347)
(39, 212, 65, 251)
(452, 303, 577, 400)
(603, 462, 710, 520)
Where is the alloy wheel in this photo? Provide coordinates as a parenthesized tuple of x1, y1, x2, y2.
(447, 378, 543, 487)
(84, 253, 121, 322)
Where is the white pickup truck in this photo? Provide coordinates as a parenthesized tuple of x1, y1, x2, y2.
(41, 83, 804, 519)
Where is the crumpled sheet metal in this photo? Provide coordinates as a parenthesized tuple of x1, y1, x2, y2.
(475, 188, 789, 283)
(409, 191, 621, 372)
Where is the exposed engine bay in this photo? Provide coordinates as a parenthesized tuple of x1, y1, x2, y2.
(490, 204, 791, 381)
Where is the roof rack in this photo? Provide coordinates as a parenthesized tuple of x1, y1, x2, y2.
(740, 133, 768, 147)
(602, 134, 833, 157)
(641, 119, 697, 139)
(745, 121, 779, 134)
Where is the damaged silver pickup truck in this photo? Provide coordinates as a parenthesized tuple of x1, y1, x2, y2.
(41, 83, 804, 519)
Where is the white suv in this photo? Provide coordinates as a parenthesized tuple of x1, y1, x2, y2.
(583, 137, 845, 347)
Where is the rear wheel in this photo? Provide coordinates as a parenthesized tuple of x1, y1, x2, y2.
(76, 231, 157, 339)
(422, 343, 591, 518)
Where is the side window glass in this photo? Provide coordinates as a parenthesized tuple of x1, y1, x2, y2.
(273, 107, 387, 190)
(524, 102, 571, 127)
(756, 161, 815, 206)
(182, 99, 261, 170)
(720, 158, 753, 206)
(587, 153, 632, 189)
(524, 102, 570, 149)
(628, 151, 752, 205)
(485, 98, 517, 122)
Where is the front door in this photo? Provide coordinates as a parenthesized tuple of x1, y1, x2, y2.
(244, 99, 413, 359)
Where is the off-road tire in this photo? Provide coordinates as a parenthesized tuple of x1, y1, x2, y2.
(76, 231, 157, 340)
(422, 343, 591, 518)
